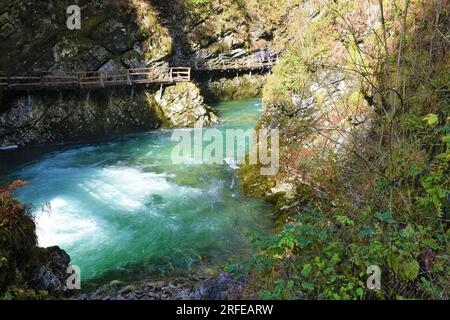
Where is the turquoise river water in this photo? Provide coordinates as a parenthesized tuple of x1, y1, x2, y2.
(0, 98, 272, 284)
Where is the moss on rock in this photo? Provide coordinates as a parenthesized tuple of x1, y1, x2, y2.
(156, 82, 219, 128)
(201, 74, 267, 102)
(0, 88, 164, 146)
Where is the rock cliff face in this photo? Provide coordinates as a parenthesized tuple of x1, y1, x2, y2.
(0, 83, 218, 146)
(0, 89, 161, 146)
(158, 0, 294, 65)
(0, 1, 171, 73)
(240, 0, 382, 202)
(200, 74, 267, 102)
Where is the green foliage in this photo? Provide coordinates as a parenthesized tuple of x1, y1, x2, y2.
(186, 0, 212, 7)
(232, 203, 448, 300)
(412, 114, 449, 219)
(1, 286, 48, 300)
(423, 113, 439, 126)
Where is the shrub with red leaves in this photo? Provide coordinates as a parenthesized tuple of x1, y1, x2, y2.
(0, 181, 28, 227)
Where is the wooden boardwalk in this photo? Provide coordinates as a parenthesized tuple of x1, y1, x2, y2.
(0, 67, 191, 91)
(0, 56, 277, 91)
(175, 56, 278, 71)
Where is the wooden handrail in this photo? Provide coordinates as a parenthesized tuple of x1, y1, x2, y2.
(0, 54, 278, 91)
(175, 55, 278, 71)
(0, 67, 191, 91)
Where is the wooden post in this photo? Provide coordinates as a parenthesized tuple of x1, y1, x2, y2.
(126, 69, 132, 85)
(27, 90, 32, 108)
(99, 73, 104, 88)
(157, 84, 164, 100)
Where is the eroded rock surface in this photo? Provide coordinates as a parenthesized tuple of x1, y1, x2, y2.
(79, 273, 244, 300)
(157, 82, 219, 128)
(26, 246, 71, 293)
(201, 74, 267, 102)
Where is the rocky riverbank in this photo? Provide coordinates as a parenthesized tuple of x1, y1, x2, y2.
(78, 273, 246, 300)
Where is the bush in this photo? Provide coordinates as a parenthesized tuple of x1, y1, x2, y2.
(0, 181, 36, 295)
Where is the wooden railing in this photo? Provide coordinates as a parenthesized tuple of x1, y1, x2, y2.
(0, 54, 278, 91)
(175, 56, 278, 71)
(0, 67, 191, 91)
(171, 67, 192, 82)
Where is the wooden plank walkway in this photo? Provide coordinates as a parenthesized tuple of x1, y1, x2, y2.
(0, 55, 277, 91)
(175, 56, 278, 71)
(0, 67, 191, 91)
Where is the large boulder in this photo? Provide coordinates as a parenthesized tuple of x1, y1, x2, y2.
(25, 246, 70, 293)
(0, 187, 72, 296)
(156, 82, 219, 128)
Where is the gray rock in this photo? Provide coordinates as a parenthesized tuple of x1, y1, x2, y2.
(32, 266, 63, 292)
(52, 40, 111, 72)
(156, 82, 219, 128)
(193, 273, 245, 300)
(90, 20, 142, 54)
(121, 45, 146, 68)
(26, 246, 71, 293)
(98, 60, 122, 73)
(77, 272, 246, 300)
